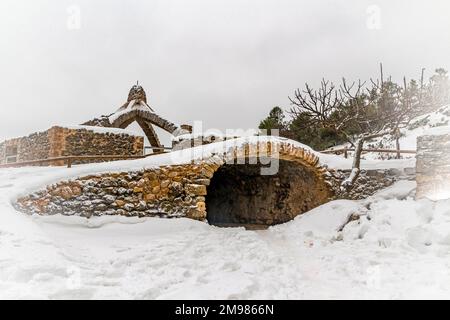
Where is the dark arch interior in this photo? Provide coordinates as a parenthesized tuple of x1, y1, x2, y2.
(206, 158, 331, 228)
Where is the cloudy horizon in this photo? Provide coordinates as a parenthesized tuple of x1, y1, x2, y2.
(1, 0, 450, 145)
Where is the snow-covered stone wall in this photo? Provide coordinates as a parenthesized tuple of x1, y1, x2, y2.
(15, 140, 415, 225)
(330, 167, 415, 200)
(0, 126, 144, 165)
(17, 163, 211, 220)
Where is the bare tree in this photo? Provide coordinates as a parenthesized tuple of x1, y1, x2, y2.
(289, 67, 414, 190)
(288, 79, 341, 125)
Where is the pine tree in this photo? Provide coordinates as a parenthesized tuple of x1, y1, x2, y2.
(258, 106, 287, 135)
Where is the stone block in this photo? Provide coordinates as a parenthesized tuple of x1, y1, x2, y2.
(186, 184, 207, 196)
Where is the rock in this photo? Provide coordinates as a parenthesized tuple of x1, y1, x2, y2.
(72, 185, 82, 196)
(183, 196, 192, 204)
(150, 180, 160, 188)
(193, 179, 210, 186)
(161, 180, 170, 188)
(152, 186, 161, 194)
(103, 195, 116, 204)
(115, 200, 125, 207)
(133, 187, 143, 193)
(187, 208, 206, 220)
(196, 201, 206, 212)
(200, 167, 215, 178)
(96, 204, 107, 211)
(128, 181, 137, 188)
(145, 193, 156, 201)
(117, 187, 128, 195)
(56, 186, 74, 200)
(137, 178, 146, 187)
(137, 201, 147, 210)
(186, 184, 207, 196)
(168, 171, 179, 178)
(169, 182, 183, 196)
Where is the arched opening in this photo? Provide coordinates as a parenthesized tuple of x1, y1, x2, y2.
(205, 158, 331, 229)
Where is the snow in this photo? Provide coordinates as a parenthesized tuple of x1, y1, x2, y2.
(171, 130, 259, 142)
(3, 164, 450, 299)
(5, 130, 448, 299)
(61, 125, 143, 137)
(421, 125, 450, 137)
(108, 101, 155, 124)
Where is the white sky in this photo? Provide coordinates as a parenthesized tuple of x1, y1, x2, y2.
(1, 0, 450, 145)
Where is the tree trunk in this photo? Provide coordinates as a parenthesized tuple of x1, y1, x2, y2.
(341, 138, 364, 190)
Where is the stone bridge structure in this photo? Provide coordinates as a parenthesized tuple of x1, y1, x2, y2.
(16, 140, 415, 227)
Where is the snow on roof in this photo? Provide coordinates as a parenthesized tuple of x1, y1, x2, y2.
(108, 101, 154, 123)
(61, 125, 144, 137)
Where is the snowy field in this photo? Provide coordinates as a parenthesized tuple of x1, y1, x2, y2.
(2, 163, 450, 299)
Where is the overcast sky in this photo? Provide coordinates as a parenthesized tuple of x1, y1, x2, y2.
(1, 0, 450, 145)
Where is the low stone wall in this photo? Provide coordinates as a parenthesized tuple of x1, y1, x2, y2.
(330, 167, 416, 200)
(15, 164, 414, 221)
(15, 141, 416, 224)
(416, 131, 450, 200)
(0, 126, 144, 165)
(17, 163, 212, 220)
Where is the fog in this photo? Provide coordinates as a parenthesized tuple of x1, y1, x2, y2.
(1, 0, 450, 145)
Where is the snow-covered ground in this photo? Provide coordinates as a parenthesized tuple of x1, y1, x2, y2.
(2, 161, 450, 299)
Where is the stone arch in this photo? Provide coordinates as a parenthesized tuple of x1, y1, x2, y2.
(111, 109, 179, 134)
(98, 84, 184, 153)
(111, 109, 179, 152)
(202, 141, 333, 228)
(16, 139, 340, 229)
(82, 84, 189, 153)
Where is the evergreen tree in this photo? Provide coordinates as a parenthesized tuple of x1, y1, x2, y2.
(259, 106, 287, 135)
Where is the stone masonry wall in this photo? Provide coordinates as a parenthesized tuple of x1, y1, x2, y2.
(0, 126, 144, 165)
(0, 133, 50, 165)
(16, 163, 415, 221)
(330, 167, 415, 200)
(15, 141, 416, 223)
(17, 163, 213, 220)
(58, 127, 144, 164)
(416, 132, 450, 199)
(18, 131, 52, 162)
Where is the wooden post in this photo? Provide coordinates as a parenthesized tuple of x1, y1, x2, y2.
(67, 157, 72, 168)
(395, 128, 401, 159)
(344, 147, 348, 159)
